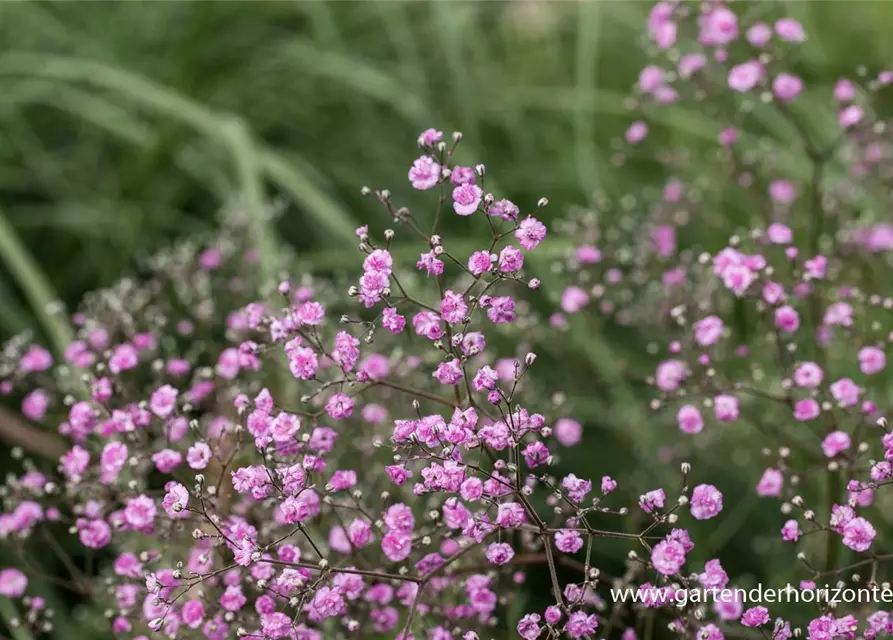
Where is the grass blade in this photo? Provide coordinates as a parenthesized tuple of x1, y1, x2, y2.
(0, 209, 73, 356)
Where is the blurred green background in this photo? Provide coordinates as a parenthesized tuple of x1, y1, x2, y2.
(4, 0, 893, 345)
(2, 1, 893, 636)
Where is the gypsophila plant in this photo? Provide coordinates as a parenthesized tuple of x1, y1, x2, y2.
(5, 3, 893, 640)
(544, 1, 893, 639)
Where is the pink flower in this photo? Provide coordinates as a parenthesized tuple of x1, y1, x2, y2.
(639, 65, 665, 93)
(219, 584, 247, 612)
(782, 519, 800, 542)
(108, 343, 138, 373)
(830, 377, 860, 407)
(698, 6, 738, 46)
(793, 362, 823, 388)
(648, 3, 676, 49)
(773, 73, 803, 101)
(325, 393, 354, 420)
(840, 105, 863, 128)
(690, 484, 723, 520)
(694, 315, 724, 346)
(560, 286, 589, 313)
(162, 483, 189, 518)
(486, 296, 516, 324)
(554, 418, 582, 446)
(413, 311, 443, 340)
(718, 128, 738, 145)
(713, 394, 739, 422)
(452, 184, 483, 216)
(640, 488, 666, 513)
(187, 442, 212, 469)
(698, 559, 728, 590)
(842, 517, 876, 552)
(677, 405, 704, 434)
(285, 343, 318, 380)
(770, 179, 798, 205)
(99, 442, 128, 484)
(295, 301, 325, 325)
(382, 308, 406, 334)
(381, 531, 412, 562)
(328, 470, 357, 492)
(565, 612, 599, 638)
(824, 302, 853, 327)
(0, 569, 27, 598)
(472, 365, 499, 391)
(678, 54, 706, 79)
(728, 60, 764, 92)
(152, 448, 182, 473)
(822, 431, 851, 458)
(775, 305, 800, 333)
(449, 165, 476, 186)
(489, 199, 519, 221)
(409, 156, 440, 190)
(803, 255, 826, 281)
(722, 264, 755, 295)
(561, 474, 592, 503)
(78, 519, 111, 549)
(655, 359, 687, 392)
(309, 586, 345, 621)
(767, 223, 793, 244)
(794, 398, 820, 421)
(21, 389, 49, 421)
(555, 529, 584, 554)
(417, 128, 443, 146)
(262, 612, 292, 639)
(440, 290, 468, 324)
(747, 22, 772, 47)
(460, 477, 483, 501)
(19, 345, 52, 372)
(651, 538, 686, 575)
(741, 606, 769, 627)
(123, 495, 156, 531)
(215, 347, 240, 379)
(498, 245, 524, 273)
(485, 542, 515, 565)
(433, 359, 463, 385)
(626, 121, 648, 144)
(756, 468, 783, 497)
(496, 502, 526, 529)
(835, 79, 856, 102)
(775, 18, 806, 42)
(859, 346, 886, 375)
(699, 623, 724, 640)
(182, 600, 205, 629)
(518, 613, 543, 640)
(62, 445, 90, 482)
(468, 250, 494, 276)
(150, 384, 178, 419)
(522, 441, 549, 468)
